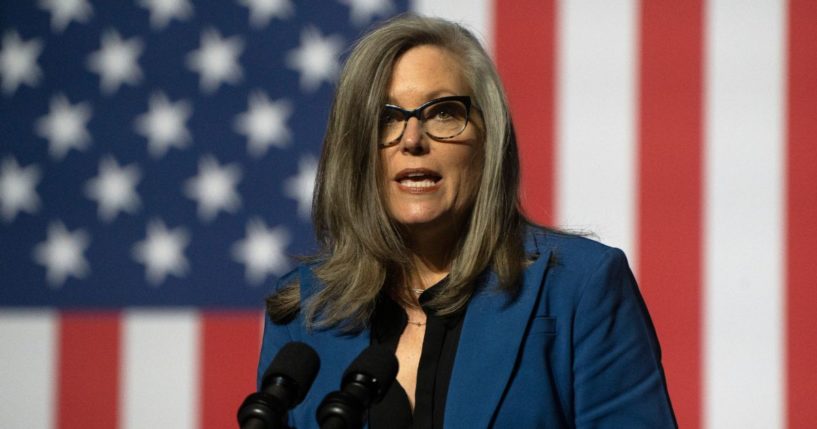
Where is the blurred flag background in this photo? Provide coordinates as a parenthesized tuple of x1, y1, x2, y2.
(1, 0, 815, 428)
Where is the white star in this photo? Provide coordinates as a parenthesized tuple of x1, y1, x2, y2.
(0, 157, 41, 222)
(134, 92, 192, 158)
(231, 218, 290, 285)
(132, 219, 190, 286)
(339, 0, 394, 26)
(284, 155, 317, 220)
(183, 155, 242, 222)
(138, 0, 193, 30)
(286, 26, 344, 92)
(33, 222, 90, 287)
(35, 94, 92, 160)
(186, 28, 244, 93)
(233, 91, 292, 157)
(238, 0, 294, 28)
(38, 0, 93, 33)
(0, 31, 43, 96)
(84, 156, 141, 222)
(86, 30, 143, 95)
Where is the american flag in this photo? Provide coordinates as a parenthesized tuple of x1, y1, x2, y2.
(0, 0, 814, 428)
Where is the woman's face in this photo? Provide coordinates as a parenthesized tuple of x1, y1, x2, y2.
(380, 45, 482, 236)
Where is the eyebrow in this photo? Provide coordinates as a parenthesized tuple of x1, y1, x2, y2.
(386, 90, 459, 106)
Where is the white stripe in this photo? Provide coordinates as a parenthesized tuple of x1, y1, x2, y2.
(556, 0, 638, 264)
(121, 310, 200, 429)
(410, 0, 494, 54)
(704, 0, 785, 427)
(0, 310, 56, 429)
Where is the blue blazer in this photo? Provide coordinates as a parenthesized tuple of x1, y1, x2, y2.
(258, 229, 677, 428)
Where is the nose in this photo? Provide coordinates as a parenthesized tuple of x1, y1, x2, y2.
(400, 117, 428, 155)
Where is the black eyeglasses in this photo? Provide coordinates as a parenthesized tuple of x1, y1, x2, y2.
(379, 95, 473, 146)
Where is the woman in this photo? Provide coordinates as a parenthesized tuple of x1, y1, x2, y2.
(258, 15, 677, 428)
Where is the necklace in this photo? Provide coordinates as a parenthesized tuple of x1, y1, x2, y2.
(406, 320, 426, 326)
(412, 288, 425, 295)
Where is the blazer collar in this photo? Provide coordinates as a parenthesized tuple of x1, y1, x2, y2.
(300, 229, 552, 427)
(444, 240, 552, 426)
(296, 265, 369, 424)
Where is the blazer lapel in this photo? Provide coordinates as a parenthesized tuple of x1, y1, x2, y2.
(445, 247, 552, 427)
(295, 265, 370, 424)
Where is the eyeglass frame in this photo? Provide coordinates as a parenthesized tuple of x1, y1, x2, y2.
(378, 95, 474, 147)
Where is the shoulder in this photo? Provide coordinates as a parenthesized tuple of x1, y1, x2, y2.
(273, 265, 301, 290)
(270, 260, 322, 296)
(524, 225, 628, 274)
(522, 225, 634, 309)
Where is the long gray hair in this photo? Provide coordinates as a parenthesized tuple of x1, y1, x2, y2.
(267, 14, 528, 331)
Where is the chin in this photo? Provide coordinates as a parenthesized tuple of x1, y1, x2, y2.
(390, 204, 440, 223)
(395, 215, 444, 228)
(391, 207, 460, 233)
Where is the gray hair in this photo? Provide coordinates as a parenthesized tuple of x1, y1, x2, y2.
(267, 14, 527, 331)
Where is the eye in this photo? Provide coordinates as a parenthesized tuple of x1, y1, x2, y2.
(425, 101, 467, 122)
(380, 107, 403, 124)
(434, 109, 453, 120)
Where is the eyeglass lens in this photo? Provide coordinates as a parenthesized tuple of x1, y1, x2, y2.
(381, 99, 469, 144)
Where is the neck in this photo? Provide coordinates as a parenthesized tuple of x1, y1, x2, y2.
(403, 222, 460, 289)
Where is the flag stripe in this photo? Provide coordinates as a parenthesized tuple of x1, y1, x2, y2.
(57, 313, 120, 429)
(121, 311, 199, 429)
(704, 0, 785, 426)
(556, 0, 638, 260)
(786, 0, 817, 426)
(2, 2, 812, 428)
(200, 312, 264, 429)
(494, 0, 556, 225)
(0, 311, 56, 429)
(637, 1, 703, 428)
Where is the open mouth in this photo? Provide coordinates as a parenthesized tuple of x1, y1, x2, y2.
(395, 169, 442, 189)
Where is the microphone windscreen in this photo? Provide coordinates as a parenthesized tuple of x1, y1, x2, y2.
(342, 345, 398, 398)
(262, 341, 320, 404)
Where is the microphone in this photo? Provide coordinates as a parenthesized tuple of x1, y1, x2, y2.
(316, 345, 399, 429)
(237, 342, 321, 429)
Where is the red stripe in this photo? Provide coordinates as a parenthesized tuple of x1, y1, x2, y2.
(200, 311, 264, 429)
(637, 1, 703, 428)
(786, 0, 817, 426)
(494, 0, 556, 225)
(56, 312, 121, 429)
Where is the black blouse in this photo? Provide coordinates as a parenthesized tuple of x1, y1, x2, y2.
(368, 280, 467, 429)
